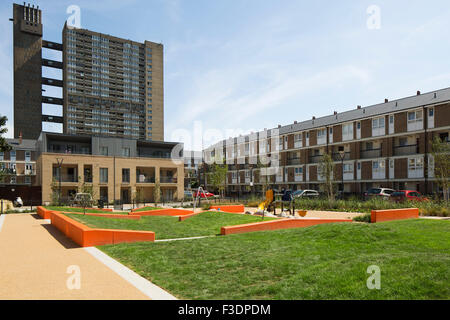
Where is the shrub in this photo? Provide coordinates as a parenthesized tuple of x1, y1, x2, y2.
(353, 213, 371, 223)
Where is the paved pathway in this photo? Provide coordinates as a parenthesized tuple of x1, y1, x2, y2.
(0, 214, 175, 300)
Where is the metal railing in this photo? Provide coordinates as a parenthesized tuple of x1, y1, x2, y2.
(393, 144, 418, 156)
(360, 148, 381, 159)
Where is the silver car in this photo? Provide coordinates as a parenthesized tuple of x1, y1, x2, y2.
(292, 190, 320, 198)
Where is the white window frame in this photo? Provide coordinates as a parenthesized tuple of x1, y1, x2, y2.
(342, 123, 354, 141)
(372, 116, 385, 137)
(407, 109, 423, 132)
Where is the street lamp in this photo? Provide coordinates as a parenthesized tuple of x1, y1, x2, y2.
(338, 150, 345, 199)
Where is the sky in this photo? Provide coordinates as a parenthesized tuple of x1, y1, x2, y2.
(1, 0, 450, 150)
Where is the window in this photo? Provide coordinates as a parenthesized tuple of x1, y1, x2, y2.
(10, 150, 16, 162)
(372, 116, 385, 136)
(122, 147, 130, 157)
(100, 146, 108, 156)
(0, 152, 3, 161)
(100, 168, 108, 183)
(122, 168, 130, 183)
(343, 163, 353, 173)
(429, 108, 434, 117)
(407, 109, 423, 131)
(342, 123, 353, 141)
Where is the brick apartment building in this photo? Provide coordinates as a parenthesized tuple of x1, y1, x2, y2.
(202, 88, 450, 196)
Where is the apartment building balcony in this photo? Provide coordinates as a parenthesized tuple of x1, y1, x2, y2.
(160, 176, 177, 183)
(309, 155, 323, 164)
(360, 148, 381, 159)
(286, 158, 302, 166)
(53, 174, 78, 183)
(136, 167, 155, 184)
(394, 144, 418, 156)
(332, 152, 351, 162)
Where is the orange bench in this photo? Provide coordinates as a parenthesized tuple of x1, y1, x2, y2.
(131, 208, 194, 217)
(221, 218, 352, 235)
(210, 205, 245, 213)
(50, 212, 155, 247)
(371, 208, 419, 223)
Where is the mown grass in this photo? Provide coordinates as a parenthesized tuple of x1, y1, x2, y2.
(44, 206, 128, 214)
(66, 211, 274, 240)
(132, 206, 160, 212)
(100, 219, 450, 300)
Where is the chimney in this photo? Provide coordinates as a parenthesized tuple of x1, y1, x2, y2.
(357, 105, 361, 109)
(312, 116, 316, 120)
(278, 125, 281, 128)
(333, 111, 337, 115)
(385, 99, 389, 103)
(417, 90, 421, 95)
(19, 132, 23, 145)
(294, 121, 297, 124)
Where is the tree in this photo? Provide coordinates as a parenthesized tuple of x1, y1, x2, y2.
(209, 161, 228, 199)
(132, 189, 144, 208)
(78, 178, 96, 213)
(0, 116, 11, 183)
(431, 136, 450, 202)
(50, 178, 60, 206)
(319, 153, 336, 201)
(153, 179, 161, 207)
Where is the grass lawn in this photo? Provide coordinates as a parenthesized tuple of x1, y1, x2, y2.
(66, 211, 273, 240)
(44, 206, 128, 215)
(100, 219, 450, 300)
(132, 206, 161, 212)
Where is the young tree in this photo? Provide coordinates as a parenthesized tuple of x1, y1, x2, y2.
(209, 162, 228, 198)
(78, 179, 96, 213)
(153, 179, 161, 207)
(50, 178, 60, 206)
(431, 136, 450, 202)
(319, 153, 336, 201)
(0, 116, 11, 183)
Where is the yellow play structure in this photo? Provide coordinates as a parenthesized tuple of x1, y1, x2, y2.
(257, 189, 274, 212)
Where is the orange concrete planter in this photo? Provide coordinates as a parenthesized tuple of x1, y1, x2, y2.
(210, 205, 245, 213)
(37, 206, 53, 219)
(63, 212, 141, 220)
(371, 208, 419, 223)
(178, 212, 202, 221)
(131, 208, 194, 217)
(221, 218, 352, 235)
(70, 207, 113, 212)
(50, 212, 154, 247)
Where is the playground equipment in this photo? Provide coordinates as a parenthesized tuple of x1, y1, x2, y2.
(193, 186, 209, 211)
(257, 189, 304, 217)
(257, 189, 274, 212)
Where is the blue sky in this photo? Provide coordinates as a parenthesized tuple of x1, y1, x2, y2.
(1, 0, 450, 150)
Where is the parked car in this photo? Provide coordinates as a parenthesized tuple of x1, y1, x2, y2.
(390, 190, 429, 202)
(193, 190, 215, 198)
(363, 188, 395, 200)
(292, 190, 320, 198)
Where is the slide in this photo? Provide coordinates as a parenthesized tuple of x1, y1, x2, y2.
(257, 189, 274, 212)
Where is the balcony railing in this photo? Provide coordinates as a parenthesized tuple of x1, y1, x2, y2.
(332, 152, 351, 161)
(394, 144, 418, 156)
(286, 158, 302, 166)
(136, 176, 155, 183)
(309, 155, 323, 163)
(160, 176, 177, 183)
(360, 148, 381, 159)
(53, 175, 78, 183)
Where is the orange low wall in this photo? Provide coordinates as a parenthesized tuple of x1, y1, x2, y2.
(63, 212, 141, 220)
(210, 205, 245, 213)
(371, 208, 419, 223)
(131, 208, 194, 217)
(178, 212, 202, 221)
(221, 218, 352, 235)
(50, 212, 154, 247)
(37, 206, 53, 219)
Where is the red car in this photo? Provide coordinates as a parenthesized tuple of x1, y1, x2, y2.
(193, 190, 215, 198)
(390, 190, 429, 202)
